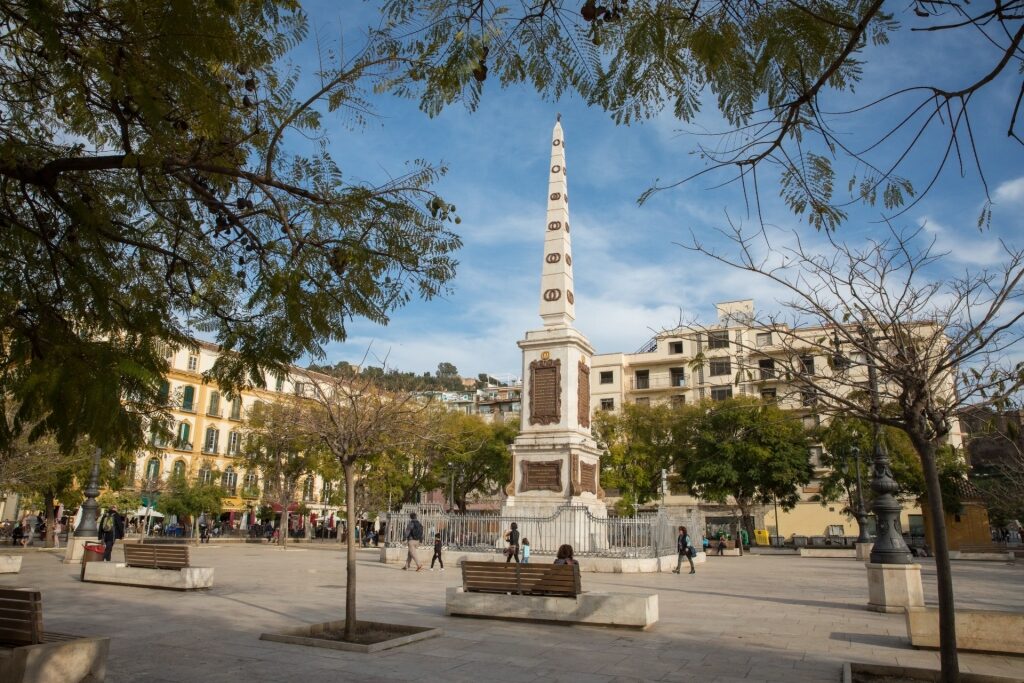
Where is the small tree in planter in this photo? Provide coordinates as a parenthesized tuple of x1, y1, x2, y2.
(301, 370, 432, 641)
(159, 469, 224, 543)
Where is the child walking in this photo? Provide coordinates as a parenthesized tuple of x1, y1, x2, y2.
(521, 538, 531, 564)
(430, 533, 444, 571)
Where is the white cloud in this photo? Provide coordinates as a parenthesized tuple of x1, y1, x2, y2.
(994, 177, 1024, 204)
(918, 216, 1006, 266)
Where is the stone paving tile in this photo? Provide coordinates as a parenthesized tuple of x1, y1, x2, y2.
(3, 546, 1023, 682)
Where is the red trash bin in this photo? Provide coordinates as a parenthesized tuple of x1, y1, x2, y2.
(80, 542, 105, 580)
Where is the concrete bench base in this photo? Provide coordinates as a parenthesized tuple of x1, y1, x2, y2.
(445, 586, 658, 629)
(0, 635, 109, 683)
(0, 555, 22, 573)
(906, 607, 1024, 655)
(948, 551, 1015, 562)
(83, 562, 213, 590)
(799, 548, 856, 558)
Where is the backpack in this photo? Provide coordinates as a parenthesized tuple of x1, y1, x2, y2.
(410, 519, 423, 541)
(101, 515, 114, 533)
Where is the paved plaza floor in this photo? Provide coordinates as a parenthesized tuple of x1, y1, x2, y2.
(4, 544, 1023, 682)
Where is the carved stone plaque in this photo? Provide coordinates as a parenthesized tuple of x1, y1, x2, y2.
(580, 462, 598, 494)
(529, 358, 561, 425)
(570, 452, 581, 496)
(578, 360, 591, 428)
(520, 460, 563, 493)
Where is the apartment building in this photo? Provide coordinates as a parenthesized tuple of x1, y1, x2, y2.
(591, 300, 961, 539)
(132, 341, 337, 528)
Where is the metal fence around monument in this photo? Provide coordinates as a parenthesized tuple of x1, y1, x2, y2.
(383, 505, 703, 559)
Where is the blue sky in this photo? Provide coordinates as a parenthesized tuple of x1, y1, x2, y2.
(292, 3, 1024, 380)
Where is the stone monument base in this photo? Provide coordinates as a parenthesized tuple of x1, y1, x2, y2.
(63, 537, 93, 564)
(866, 562, 924, 613)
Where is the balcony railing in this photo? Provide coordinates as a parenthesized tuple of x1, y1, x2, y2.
(629, 376, 687, 390)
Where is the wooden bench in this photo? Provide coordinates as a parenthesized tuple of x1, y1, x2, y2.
(0, 588, 109, 682)
(124, 543, 190, 569)
(461, 561, 581, 597)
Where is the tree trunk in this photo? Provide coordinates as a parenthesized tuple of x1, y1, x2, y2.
(280, 503, 289, 549)
(343, 464, 358, 640)
(43, 491, 56, 548)
(915, 437, 959, 682)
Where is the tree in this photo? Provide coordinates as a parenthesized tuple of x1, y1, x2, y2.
(687, 225, 1024, 681)
(0, 2, 461, 454)
(300, 370, 433, 640)
(593, 403, 675, 514)
(158, 470, 225, 541)
(241, 397, 324, 548)
(674, 397, 813, 543)
(380, 0, 1021, 230)
(429, 412, 516, 513)
(436, 362, 459, 379)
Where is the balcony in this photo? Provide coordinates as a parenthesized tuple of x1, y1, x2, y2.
(628, 376, 688, 391)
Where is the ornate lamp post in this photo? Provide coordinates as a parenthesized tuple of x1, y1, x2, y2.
(847, 439, 872, 544)
(74, 448, 103, 538)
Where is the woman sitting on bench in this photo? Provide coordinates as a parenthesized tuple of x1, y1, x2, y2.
(553, 544, 576, 565)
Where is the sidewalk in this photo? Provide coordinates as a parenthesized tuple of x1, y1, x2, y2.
(3, 545, 1022, 682)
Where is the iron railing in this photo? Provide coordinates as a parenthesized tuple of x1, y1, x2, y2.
(384, 504, 703, 559)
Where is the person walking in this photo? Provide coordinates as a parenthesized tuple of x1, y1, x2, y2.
(429, 533, 444, 571)
(521, 538, 531, 564)
(504, 522, 520, 563)
(403, 512, 424, 571)
(97, 506, 124, 561)
(198, 512, 210, 544)
(672, 525, 696, 575)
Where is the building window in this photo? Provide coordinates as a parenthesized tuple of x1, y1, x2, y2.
(801, 389, 817, 407)
(243, 473, 258, 497)
(150, 423, 167, 448)
(756, 332, 772, 347)
(322, 481, 334, 501)
(294, 381, 305, 396)
(145, 457, 160, 481)
(759, 358, 775, 380)
(636, 397, 650, 406)
(761, 388, 777, 401)
(303, 477, 315, 502)
(710, 386, 733, 401)
(122, 461, 137, 483)
(198, 466, 212, 485)
(230, 397, 242, 420)
(172, 460, 186, 479)
(708, 331, 730, 349)
(671, 395, 686, 407)
(670, 368, 686, 387)
(802, 414, 820, 429)
(809, 446, 824, 468)
(800, 355, 816, 375)
(203, 427, 219, 454)
(600, 371, 613, 384)
(709, 359, 731, 376)
(207, 391, 220, 416)
(275, 376, 284, 392)
(227, 431, 240, 455)
(221, 467, 237, 495)
(187, 355, 198, 371)
(634, 370, 650, 389)
(175, 422, 191, 450)
(157, 380, 170, 405)
(181, 385, 195, 412)
(600, 398, 615, 411)
(669, 341, 683, 354)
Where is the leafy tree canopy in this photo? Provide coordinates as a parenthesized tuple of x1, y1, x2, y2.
(594, 402, 674, 513)
(0, 1, 461, 454)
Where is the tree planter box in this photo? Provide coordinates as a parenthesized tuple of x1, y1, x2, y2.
(906, 607, 1024, 655)
(0, 635, 109, 683)
(83, 562, 213, 590)
(843, 662, 1022, 682)
(0, 556, 22, 573)
(799, 548, 856, 558)
(260, 620, 441, 653)
(446, 586, 658, 629)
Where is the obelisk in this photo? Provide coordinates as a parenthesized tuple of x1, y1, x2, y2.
(503, 116, 606, 521)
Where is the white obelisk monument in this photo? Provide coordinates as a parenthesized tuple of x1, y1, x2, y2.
(502, 116, 607, 523)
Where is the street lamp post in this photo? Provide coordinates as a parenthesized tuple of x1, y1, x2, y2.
(847, 442, 872, 544)
(447, 462, 457, 514)
(74, 448, 103, 538)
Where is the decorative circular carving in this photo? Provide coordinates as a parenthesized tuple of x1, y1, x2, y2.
(541, 351, 551, 360)
(547, 220, 561, 231)
(545, 253, 561, 264)
(553, 139, 561, 147)
(543, 288, 562, 302)
(550, 192, 561, 201)
(551, 164, 561, 173)
(567, 290, 575, 304)
(566, 254, 572, 266)
(562, 165, 567, 174)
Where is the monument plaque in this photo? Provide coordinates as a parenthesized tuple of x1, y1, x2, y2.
(578, 360, 591, 428)
(580, 463, 598, 494)
(520, 460, 563, 493)
(529, 358, 561, 425)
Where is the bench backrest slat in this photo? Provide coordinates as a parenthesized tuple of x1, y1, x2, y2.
(0, 588, 42, 646)
(461, 561, 581, 597)
(124, 543, 191, 569)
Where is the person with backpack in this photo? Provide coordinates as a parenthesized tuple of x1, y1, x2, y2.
(672, 525, 696, 575)
(402, 512, 424, 571)
(97, 505, 124, 561)
(504, 522, 520, 563)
